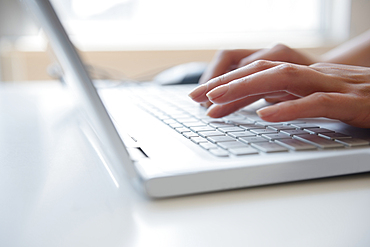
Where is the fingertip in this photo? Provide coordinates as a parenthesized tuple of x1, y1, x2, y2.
(206, 105, 226, 118)
(206, 84, 229, 102)
(188, 84, 208, 102)
(257, 101, 305, 123)
(256, 105, 280, 119)
(256, 104, 293, 122)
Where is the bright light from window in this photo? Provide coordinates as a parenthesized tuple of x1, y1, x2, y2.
(49, 0, 333, 50)
(71, 0, 132, 18)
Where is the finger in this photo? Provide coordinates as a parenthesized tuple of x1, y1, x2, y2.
(189, 60, 280, 102)
(264, 93, 299, 103)
(206, 63, 345, 104)
(195, 50, 258, 107)
(206, 92, 296, 118)
(256, 92, 366, 126)
(206, 95, 263, 118)
(203, 92, 291, 114)
(199, 49, 257, 85)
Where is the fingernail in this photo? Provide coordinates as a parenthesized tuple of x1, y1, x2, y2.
(256, 106, 279, 118)
(206, 85, 229, 101)
(188, 84, 207, 100)
(206, 104, 221, 118)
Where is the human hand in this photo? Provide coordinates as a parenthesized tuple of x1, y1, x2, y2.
(189, 61, 370, 128)
(199, 44, 318, 107)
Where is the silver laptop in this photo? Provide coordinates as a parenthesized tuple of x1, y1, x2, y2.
(24, 0, 370, 198)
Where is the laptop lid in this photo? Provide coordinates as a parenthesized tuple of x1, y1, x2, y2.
(22, 0, 138, 181)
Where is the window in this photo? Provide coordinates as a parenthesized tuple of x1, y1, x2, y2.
(49, 0, 351, 50)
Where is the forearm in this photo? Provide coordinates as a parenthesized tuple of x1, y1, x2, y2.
(321, 29, 370, 67)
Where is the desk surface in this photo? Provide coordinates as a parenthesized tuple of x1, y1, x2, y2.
(1, 81, 370, 247)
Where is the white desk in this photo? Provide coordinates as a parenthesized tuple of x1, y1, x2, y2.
(1, 81, 370, 247)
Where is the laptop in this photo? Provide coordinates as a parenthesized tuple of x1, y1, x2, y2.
(24, 0, 370, 198)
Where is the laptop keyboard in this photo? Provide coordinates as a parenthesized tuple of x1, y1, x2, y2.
(126, 85, 370, 157)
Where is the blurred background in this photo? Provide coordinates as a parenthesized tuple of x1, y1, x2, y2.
(1, 0, 370, 82)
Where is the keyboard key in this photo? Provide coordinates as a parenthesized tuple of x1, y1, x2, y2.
(189, 111, 208, 118)
(290, 123, 319, 129)
(207, 136, 236, 143)
(222, 115, 246, 122)
(209, 148, 229, 157)
(218, 141, 249, 149)
(227, 131, 256, 138)
(255, 121, 283, 127)
(335, 138, 370, 147)
(280, 129, 308, 136)
(251, 142, 288, 153)
(245, 115, 263, 122)
(228, 119, 255, 125)
(239, 136, 269, 144)
(175, 127, 191, 133)
(261, 133, 293, 140)
(303, 128, 335, 134)
(170, 113, 192, 119)
(208, 121, 235, 128)
(175, 117, 199, 123)
(238, 124, 264, 130)
(169, 123, 183, 128)
(190, 136, 208, 144)
(267, 125, 296, 131)
(229, 147, 259, 156)
(250, 129, 278, 135)
(163, 119, 177, 124)
(182, 121, 207, 127)
(318, 132, 352, 140)
(218, 126, 244, 133)
(275, 139, 317, 151)
(155, 114, 170, 120)
(282, 121, 306, 125)
(183, 132, 199, 138)
(200, 117, 223, 123)
(199, 142, 219, 150)
(191, 126, 215, 132)
(198, 130, 225, 137)
(293, 134, 345, 149)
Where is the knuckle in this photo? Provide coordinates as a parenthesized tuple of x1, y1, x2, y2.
(209, 73, 228, 87)
(249, 59, 272, 70)
(218, 74, 228, 84)
(270, 44, 297, 63)
(355, 84, 370, 96)
(309, 62, 329, 68)
(272, 43, 290, 52)
(311, 92, 333, 106)
(275, 63, 300, 76)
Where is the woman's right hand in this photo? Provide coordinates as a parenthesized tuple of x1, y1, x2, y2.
(190, 61, 370, 128)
